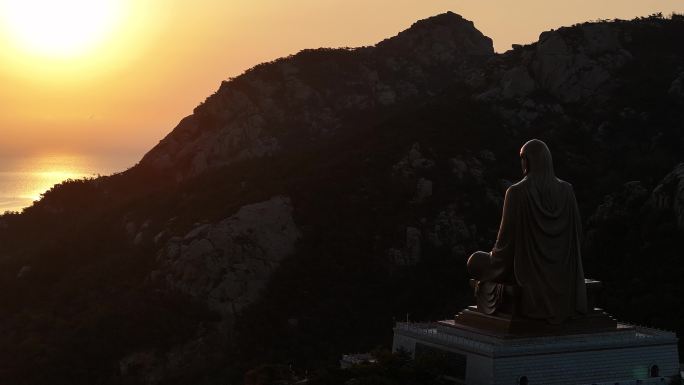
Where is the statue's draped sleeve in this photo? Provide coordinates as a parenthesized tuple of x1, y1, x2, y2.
(482, 186, 517, 284)
(469, 187, 517, 315)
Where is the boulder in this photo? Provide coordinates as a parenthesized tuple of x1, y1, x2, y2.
(669, 72, 684, 99)
(648, 163, 684, 229)
(17, 265, 32, 279)
(500, 67, 536, 99)
(155, 196, 301, 317)
(414, 178, 433, 202)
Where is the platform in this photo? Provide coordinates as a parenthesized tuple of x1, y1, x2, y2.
(392, 315, 680, 385)
(450, 306, 619, 338)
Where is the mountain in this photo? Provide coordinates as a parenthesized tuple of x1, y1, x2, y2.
(0, 12, 683, 385)
(139, 12, 493, 179)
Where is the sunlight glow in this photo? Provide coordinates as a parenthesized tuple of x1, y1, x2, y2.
(19, 155, 94, 201)
(26, 170, 87, 201)
(0, 0, 124, 57)
(0, 154, 103, 212)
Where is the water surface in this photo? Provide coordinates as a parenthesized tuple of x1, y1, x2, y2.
(0, 153, 136, 213)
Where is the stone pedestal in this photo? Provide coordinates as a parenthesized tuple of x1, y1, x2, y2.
(392, 312, 680, 385)
(453, 306, 618, 337)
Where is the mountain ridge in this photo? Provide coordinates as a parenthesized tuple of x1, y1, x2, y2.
(139, 11, 494, 179)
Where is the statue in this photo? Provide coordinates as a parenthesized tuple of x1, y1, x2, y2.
(467, 139, 588, 324)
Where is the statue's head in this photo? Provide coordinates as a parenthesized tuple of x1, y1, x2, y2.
(520, 139, 554, 178)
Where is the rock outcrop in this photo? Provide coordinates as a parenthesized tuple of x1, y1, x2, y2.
(669, 72, 684, 99)
(154, 196, 301, 317)
(479, 22, 633, 103)
(648, 163, 684, 229)
(532, 24, 631, 102)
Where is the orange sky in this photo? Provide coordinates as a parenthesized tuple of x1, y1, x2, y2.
(1, 0, 683, 164)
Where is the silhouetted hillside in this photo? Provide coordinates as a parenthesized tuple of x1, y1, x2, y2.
(0, 12, 683, 385)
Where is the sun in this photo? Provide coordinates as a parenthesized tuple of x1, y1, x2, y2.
(0, 0, 124, 58)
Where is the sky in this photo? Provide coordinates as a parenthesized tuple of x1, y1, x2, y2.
(1, 0, 683, 165)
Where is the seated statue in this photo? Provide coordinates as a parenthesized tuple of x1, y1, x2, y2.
(467, 139, 588, 324)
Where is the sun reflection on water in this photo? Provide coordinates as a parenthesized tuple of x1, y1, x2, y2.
(25, 170, 93, 201)
(0, 153, 130, 213)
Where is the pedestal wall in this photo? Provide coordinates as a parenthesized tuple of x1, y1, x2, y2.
(392, 321, 680, 385)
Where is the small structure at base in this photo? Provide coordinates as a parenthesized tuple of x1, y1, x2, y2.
(392, 280, 680, 384)
(340, 353, 377, 369)
(393, 309, 680, 385)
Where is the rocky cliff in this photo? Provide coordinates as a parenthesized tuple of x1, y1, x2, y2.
(155, 196, 300, 318)
(139, 12, 493, 179)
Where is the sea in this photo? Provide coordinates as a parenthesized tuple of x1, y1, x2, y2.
(0, 153, 138, 213)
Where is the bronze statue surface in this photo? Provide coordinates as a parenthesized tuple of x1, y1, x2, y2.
(467, 139, 588, 324)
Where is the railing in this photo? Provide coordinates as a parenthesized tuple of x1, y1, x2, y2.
(394, 322, 494, 353)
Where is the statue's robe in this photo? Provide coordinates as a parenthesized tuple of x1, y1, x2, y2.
(485, 177, 588, 323)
